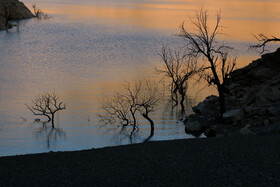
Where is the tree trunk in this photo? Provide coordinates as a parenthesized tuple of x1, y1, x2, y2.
(130, 109, 137, 133)
(179, 85, 187, 119)
(180, 102, 185, 119)
(171, 83, 179, 105)
(179, 87, 186, 106)
(208, 56, 225, 119)
(217, 85, 225, 119)
(51, 113, 55, 128)
(142, 113, 154, 142)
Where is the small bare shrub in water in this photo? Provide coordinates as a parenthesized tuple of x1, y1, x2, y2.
(99, 80, 160, 142)
(32, 4, 51, 19)
(156, 45, 204, 108)
(25, 91, 67, 128)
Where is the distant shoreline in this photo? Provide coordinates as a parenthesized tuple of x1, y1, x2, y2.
(1, 134, 279, 186)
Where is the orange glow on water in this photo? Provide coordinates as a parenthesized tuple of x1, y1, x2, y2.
(1, 0, 278, 156)
(33, 0, 280, 41)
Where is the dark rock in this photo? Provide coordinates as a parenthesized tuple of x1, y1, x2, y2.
(204, 128, 216, 137)
(186, 120, 202, 132)
(0, 0, 34, 30)
(223, 109, 244, 124)
(185, 48, 280, 137)
(192, 95, 220, 116)
(240, 125, 254, 135)
(264, 119, 270, 126)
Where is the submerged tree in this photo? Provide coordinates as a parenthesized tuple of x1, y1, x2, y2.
(25, 91, 67, 128)
(32, 4, 51, 19)
(177, 9, 236, 117)
(99, 80, 160, 142)
(32, 4, 41, 17)
(156, 45, 203, 108)
(250, 34, 280, 54)
(137, 81, 160, 141)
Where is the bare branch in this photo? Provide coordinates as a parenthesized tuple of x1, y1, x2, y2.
(25, 91, 67, 127)
(177, 9, 236, 117)
(99, 80, 161, 141)
(32, 4, 51, 19)
(156, 44, 204, 106)
(250, 33, 280, 54)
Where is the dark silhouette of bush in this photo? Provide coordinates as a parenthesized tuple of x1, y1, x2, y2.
(177, 9, 236, 118)
(26, 91, 67, 128)
(99, 80, 160, 142)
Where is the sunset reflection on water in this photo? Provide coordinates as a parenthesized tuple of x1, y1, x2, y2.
(29, 0, 280, 41)
(0, 0, 279, 156)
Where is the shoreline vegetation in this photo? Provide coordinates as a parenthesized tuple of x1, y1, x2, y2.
(185, 48, 280, 137)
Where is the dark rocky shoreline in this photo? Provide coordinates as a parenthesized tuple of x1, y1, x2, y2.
(1, 134, 279, 186)
(185, 48, 280, 137)
(0, 0, 33, 30)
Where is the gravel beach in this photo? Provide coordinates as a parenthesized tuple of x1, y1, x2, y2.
(0, 134, 279, 186)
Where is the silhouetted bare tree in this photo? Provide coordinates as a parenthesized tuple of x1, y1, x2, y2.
(32, 4, 41, 17)
(177, 9, 236, 117)
(32, 4, 51, 19)
(250, 34, 280, 54)
(137, 81, 160, 141)
(156, 45, 203, 108)
(100, 83, 141, 133)
(99, 80, 160, 142)
(26, 91, 67, 128)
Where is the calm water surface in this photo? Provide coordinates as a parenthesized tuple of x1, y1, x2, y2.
(0, 0, 279, 156)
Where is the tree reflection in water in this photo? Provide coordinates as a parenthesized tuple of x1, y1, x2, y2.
(33, 121, 66, 148)
(110, 130, 142, 145)
(162, 95, 197, 122)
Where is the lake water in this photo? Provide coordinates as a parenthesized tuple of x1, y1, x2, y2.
(0, 0, 279, 156)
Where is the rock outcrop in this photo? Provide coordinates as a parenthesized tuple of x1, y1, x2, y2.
(185, 48, 280, 137)
(0, 0, 34, 30)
